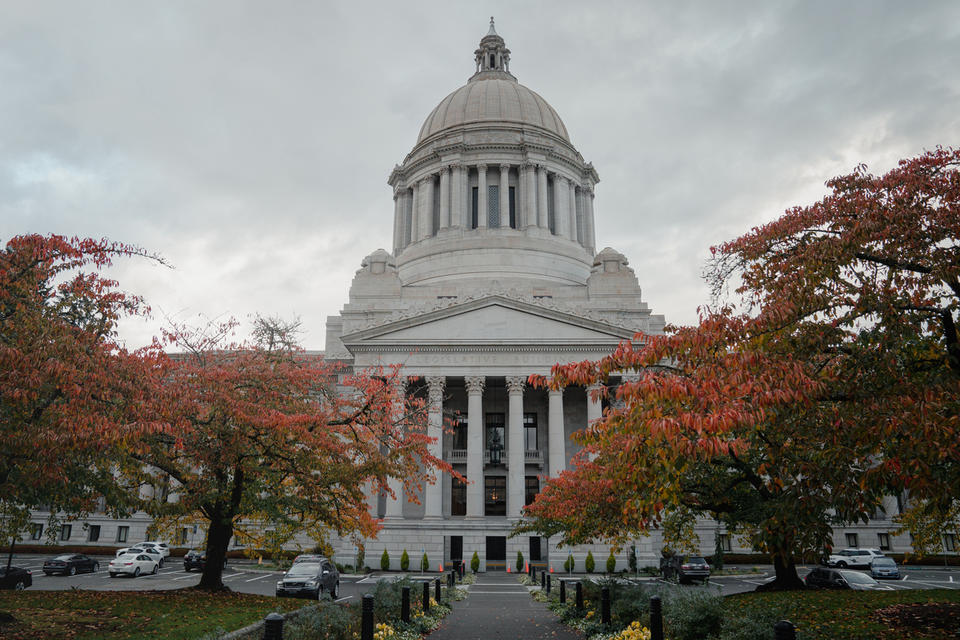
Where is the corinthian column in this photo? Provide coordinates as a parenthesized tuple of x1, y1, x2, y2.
(410, 181, 420, 243)
(555, 175, 569, 238)
(477, 164, 488, 229)
(522, 163, 536, 229)
(548, 388, 565, 476)
(585, 185, 597, 252)
(425, 376, 445, 519)
(499, 164, 510, 228)
(465, 376, 485, 517)
(385, 377, 409, 519)
(506, 376, 526, 519)
(568, 180, 578, 242)
(392, 190, 402, 256)
(439, 167, 451, 230)
(537, 166, 549, 229)
(420, 177, 435, 240)
(450, 163, 463, 228)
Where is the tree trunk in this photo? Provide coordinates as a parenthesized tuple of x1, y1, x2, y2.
(755, 552, 806, 591)
(197, 517, 232, 591)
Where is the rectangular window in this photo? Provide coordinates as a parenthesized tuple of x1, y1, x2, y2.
(523, 412, 538, 451)
(87, 524, 100, 542)
(30, 523, 43, 540)
(845, 532, 859, 548)
(718, 533, 732, 552)
(451, 477, 467, 516)
(452, 415, 467, 450)
(488, 185, 500, 227)
(529, 536, 542, 562)
(471, 187, 479, 228)
(484, 477, 506, 516)
(60, 524, 72, 541)
(525, 476, 539, 506)
(177, 528, 189, 546)
(117, 525, 129, 543)
(946, 533, 957, 552)
(877, 532, 891, 551)
(486, 413, 505, 463)
(509, 186, 516, 228)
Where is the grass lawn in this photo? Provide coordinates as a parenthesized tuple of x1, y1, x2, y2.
(0, 589, 306, 640)
(725, 588, 960, 639)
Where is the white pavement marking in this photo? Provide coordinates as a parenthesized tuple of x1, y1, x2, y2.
(912, 579, 960, 589)
(222, 572, 247, 581)
(172, 574, 199, 581)
(335, 596, 352, 602)
(245, 574, 270, 582)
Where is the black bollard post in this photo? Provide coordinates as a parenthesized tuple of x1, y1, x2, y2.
(559, 579, 566, 603)
(546, 574, 551, 594)
(262, 612, 284, 640)
(435, 577, 442, 604)
(401, 586, 411, 623)
(774, 621, 797, 640)
(541, 571, 546, 589)
(361, 594, 374, 640)
(532, 565, 537, 582)
(575, 581, 583, 610)
(650, 595, 663, 640)
(601, 586, 610, 624)
(448, 570, 455, 587)
(423, 580, 430, 611)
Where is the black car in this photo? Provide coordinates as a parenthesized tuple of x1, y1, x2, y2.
(43, 554, 100, 576)
(660, 555, 711, 584)
(276, 559, 339, 599)
(183, 549, 226, 572)
(0, 566, 33, 590)
(804, 567, 883, 590)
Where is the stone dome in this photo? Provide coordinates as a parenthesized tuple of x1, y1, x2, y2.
(417, 78, 570, 144)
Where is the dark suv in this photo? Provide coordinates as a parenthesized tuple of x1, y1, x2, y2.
(276, 558, 339, 599)
(183, 549, 226, 572)
(660, 555, 711, 584)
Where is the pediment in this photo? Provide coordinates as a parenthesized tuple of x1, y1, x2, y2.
(340, 295, 636, 349)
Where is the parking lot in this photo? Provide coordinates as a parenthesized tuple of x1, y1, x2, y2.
(8, 554, 959, 599)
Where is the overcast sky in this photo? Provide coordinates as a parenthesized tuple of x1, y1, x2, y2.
(3, 1, 958, 350)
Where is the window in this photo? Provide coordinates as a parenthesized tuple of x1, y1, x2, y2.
(117, 525, 129, 543)
(451, 477, 467, 516)
(718, 534, 732, 552)
(488, 185, 500, 227)
(177, 527, 189, 546)
(484, 477, 506, 516)
(471, 187, 479, 228)
(60, 524, 72, 541)
(946, 533, 957, 552)
(523, 413, 538, 451)
(88, 524, 100, 542)
(529, 536, 542, 562)
(30, 523, 43, 540)
(486, 413, 505, 463)
(877, 532, 891, 551)
(509, 187, 516, 228)
(845, 533, 859, 548)
(452, 415, 467, 450)
(525, 476, 539, 506)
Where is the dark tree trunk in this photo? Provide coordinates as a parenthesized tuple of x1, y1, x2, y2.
(197, 517, 232, 591)
(755, 553, 806, 591)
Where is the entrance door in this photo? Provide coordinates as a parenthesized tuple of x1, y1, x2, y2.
(450, 536, 463, 562)
(486, 536, 506, 571)
(529, 536, 542, 562)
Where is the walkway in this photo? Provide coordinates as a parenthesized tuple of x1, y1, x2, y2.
(429, 572, 581, 640)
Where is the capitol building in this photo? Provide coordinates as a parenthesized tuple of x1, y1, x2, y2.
(324, 19, 666, 570)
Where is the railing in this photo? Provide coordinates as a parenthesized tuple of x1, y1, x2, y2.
(444, 448, 544, 467)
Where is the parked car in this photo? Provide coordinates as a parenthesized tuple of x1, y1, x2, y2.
(138, 541, 170, 558)
(659, 555, 711, 584)
(42, 554, 99, 576)
(108, 553, 159, 578)
(183, 549, 226, 572)
(276, 559, 339, 599)
(805, 567, 884, 590)
(0, 566, 32, 590)
(870, 557, 901, 579)
(116, 546, 164, 567)
(825, 548, 885, 568)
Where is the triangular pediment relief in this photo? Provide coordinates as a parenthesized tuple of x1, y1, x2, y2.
(340, 295, 636, 348)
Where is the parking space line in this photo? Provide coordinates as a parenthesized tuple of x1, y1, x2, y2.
(222, 572, 247, 581)
(335, 596, 352, 602)
(172, 574, 198, 581)
(245, 574, 270, 582)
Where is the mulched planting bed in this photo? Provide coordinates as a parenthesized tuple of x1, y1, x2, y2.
(0, 588, 304, 640)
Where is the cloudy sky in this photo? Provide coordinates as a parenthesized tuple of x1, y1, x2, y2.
(3, 1, 958, 350)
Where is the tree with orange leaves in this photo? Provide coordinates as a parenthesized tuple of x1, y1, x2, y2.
(0, 234, 165, 543)
(518, 148, 960, 589)
(126, 316, 444, 590)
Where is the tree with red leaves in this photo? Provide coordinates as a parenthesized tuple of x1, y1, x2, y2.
(126, 317, 445, 591)
(0, 234, 165, 543)
(517, 148, 960, 589)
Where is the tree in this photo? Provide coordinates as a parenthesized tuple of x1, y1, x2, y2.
(584, 550, 595, 573)
(516, 550, 524, 573)
(0, 234, 164, 544)
(126, 317, 446, 590)
(421, 552, 429, 572)
(381, 549, 390, 571)
(606, 550, 616, 574)
(470, 550, 479, 573)
(517, 148, 960, 589)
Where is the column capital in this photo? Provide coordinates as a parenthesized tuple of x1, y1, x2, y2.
(499, 163, 511, 171)
(506, 376, 526, 395)
(448, 161, 462, 171)
(465, 375, 486, 395)
(426, 376, 446, 403)
(477, 162, 488, 171)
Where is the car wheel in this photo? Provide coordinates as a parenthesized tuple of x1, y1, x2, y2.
(44, 571, 53, 576)
(68, 566, 76, 576)
(837, 561, 847, 568)
(158, 559, 164, 569)
(109, 572, 117, 578)
(317, 587, 324, 600)
(332, 581, 339, 599)
(14, 580, 26, 591)
(134, 567, 141, 577)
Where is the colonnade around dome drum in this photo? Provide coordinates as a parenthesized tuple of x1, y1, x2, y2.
(391, 162, 597, 257)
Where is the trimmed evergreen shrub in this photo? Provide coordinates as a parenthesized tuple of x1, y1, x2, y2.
(421, 552, 429, 572)
(606, 550, 616, 574)
(381, 549, 390, 571)
(516, 550, 524, 572)
(585, 551, 595, 573)
(471, 551, 480, 573)
(400, 549, 410, 571)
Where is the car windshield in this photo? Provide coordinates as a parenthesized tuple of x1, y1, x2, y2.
(53, 555, 72, 561)
(873, 558, 896, 566)
(287, 563, 320, 577)
(841, 571, 877, 584)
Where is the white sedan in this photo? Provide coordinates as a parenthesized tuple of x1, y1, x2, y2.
(108, 553, 159, 577)
(139, 541, 171, 558)
(115, 546, 164, 567)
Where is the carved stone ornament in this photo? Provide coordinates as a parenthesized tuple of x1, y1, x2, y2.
(426, 376, 446, 403)
(506, 376, 526, 394)
(465, 376, 486, 395)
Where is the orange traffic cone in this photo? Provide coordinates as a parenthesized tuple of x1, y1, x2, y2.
(507, 566, 511, 573)
(525, 562, 529, 573)
(439, 562, 443, 572)
(550, 565, 554, 573)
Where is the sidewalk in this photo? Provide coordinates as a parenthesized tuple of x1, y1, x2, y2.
(429, 573, 581, 640)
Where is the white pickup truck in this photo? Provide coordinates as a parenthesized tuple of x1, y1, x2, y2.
(826, 548, 885, 568)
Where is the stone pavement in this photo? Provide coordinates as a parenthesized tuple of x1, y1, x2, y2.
(429, 572, 582, 640)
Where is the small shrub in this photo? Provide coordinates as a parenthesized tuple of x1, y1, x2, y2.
(606, 550, 617, 574)
(585, 551, 595, 573)
(564, 555, 574, 573)
(471, 551, 480, 573)
(421, 552, 429, 572)
(400, 549, 410, 571)
(664, 588, 724, 640)
(285, 600, 358, 640)
(381, 549, 390, 571)
(516, 550, 524, 573)
(356, 545, 365, 570)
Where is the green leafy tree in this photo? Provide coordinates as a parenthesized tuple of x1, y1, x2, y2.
(564, 554, 574, 573)
(381, 549, 390, 571)
(516, 550, 524, 573)
(585, 551, 595, 573)
(400, 549, 409, 571)
(356, 545, 365, 571)
(606, 550, 616, 574)
(470, 551, 480, 573)
(421, 552, 429, 572)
